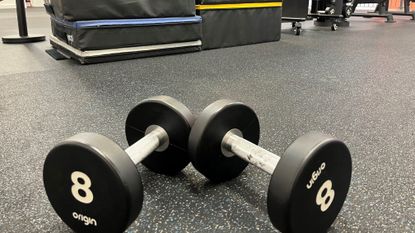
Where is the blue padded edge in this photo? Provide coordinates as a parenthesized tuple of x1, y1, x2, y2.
(51, 16, 202, 29)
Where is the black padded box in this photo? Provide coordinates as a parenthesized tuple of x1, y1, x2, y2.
(50, 16, 202, 51)
(47, 0, 196, 21)
(196, 2, 282, 49)
(47, 16, 202, 64)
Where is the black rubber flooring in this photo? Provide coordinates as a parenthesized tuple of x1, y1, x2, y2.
(0, 7, 414, 233)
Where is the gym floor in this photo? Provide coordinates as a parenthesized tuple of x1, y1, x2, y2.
(1, 7, 414, 233)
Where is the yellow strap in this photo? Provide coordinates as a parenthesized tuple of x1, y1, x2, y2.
(196, 2, 282, 10)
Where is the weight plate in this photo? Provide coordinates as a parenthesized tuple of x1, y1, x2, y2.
(125, 96, 194, 175)
(267, 132, 352, 233)
(43, 133, 143, 233)
(188, 100, 260, 182)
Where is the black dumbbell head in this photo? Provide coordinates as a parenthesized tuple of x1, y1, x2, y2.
(125, 96, 194, 175)
(267, 132, 352, 233)
(188, 100, 260, 182)
(43, 133, 143, 233)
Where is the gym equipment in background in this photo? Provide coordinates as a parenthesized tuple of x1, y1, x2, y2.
(43, 0, 202, 64)
(195, 1, 282, 49)
(282, 0, 353, 33)
(188, 100, 352, 233)
(43, 96, 194, 233)
(282, 0, 309, 36)
(351, 0, 414, 21)
(386, 0, 415, 19)
(308, 0, 354, 31)
(350, 0, 395, 22)
(2, 0, 45, 43)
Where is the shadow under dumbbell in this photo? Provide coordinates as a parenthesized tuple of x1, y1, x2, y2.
(137, 165, 275, 232)
(223, 176, 268, 214)
(183, 167, 269, 220)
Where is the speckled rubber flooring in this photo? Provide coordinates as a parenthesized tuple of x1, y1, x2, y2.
(1, 7, 414, 233)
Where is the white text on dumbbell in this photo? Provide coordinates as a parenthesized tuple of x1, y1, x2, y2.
(306, 162, 326, 189)
(72, 212, 97, 226)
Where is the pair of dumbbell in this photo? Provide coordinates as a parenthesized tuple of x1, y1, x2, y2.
(43, 96, 352, 233)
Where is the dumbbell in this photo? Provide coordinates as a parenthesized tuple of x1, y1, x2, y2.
(43, 96, 194, 233)
(188, 100, 352, 233)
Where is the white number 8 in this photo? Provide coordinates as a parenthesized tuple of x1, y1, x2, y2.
(71, 171, 94, 204)
(316, 180, 335, 212)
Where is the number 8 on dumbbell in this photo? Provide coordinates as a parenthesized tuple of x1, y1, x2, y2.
(70, 171, 94, 204)
(43, 96, 194, 233)
(188, 100, 352, 233)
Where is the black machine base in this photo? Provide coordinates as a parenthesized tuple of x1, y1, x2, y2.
(387, 11, 415, 20)
(351, 13, 395, 23)
(308, 13, 350, 31)
(282, 17, 307, 36)
(314, 18, 350, 27)
(2, 34, 45, 44)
